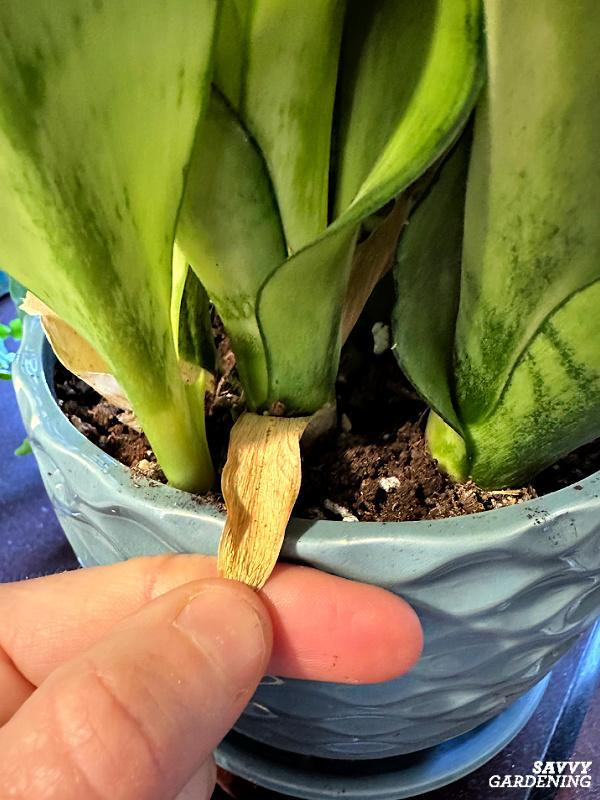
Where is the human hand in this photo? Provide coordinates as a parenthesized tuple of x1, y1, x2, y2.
(0, 555, 422, 799)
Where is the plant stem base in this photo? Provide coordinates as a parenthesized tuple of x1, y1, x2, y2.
(216, 675, 550, 799)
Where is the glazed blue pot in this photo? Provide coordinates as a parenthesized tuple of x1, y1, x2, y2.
(13, 318, 600, 796)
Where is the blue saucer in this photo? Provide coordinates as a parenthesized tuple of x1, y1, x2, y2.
(216, 675, 550, 799)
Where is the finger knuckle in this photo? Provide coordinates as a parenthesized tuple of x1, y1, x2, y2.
(143, 553, 190, 602)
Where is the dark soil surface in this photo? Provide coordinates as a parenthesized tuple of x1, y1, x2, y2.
(54, 325, 600, 523)
(296, 343, 539, 522)
(55, 370, 154, 472)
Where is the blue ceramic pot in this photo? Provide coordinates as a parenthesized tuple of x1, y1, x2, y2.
(13, 318, 600, 785)
(0, 271, 9, 297)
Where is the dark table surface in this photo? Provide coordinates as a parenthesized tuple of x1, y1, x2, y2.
(1, 294, 599, 800)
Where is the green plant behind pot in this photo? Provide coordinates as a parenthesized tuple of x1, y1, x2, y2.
(178, 0, 485, 415)
(394, 0, 600, 488)
(0, 0, 217, 491)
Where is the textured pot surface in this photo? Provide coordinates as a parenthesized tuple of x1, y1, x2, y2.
(14, 318, 600, 758)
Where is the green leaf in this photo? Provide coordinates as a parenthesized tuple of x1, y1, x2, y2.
(0, 0, 217, 491)
(256, 0, 484, 413)
(332, 0, 484, 226)
(454, 0, 600, 426)
(177, 90, 286, 409)
(334, 0, 440, 215)
(0, 317, 21, 340)
(413, 0, 600, 487)
(14, 437, 32, 456)
(9, 317, 21, 340)
(218, 0, 346, 253)
(179, 1, 483, 416)
(393, 136, 471, 434)
(214, 0, 253, 110)
(171, 245, 216, 378)
(425, 410, 468, 482)
(468, 280, 600, 487)
(257, 225, 358, 412)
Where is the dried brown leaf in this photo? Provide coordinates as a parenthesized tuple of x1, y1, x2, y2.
(21, 292, 132, 410)
(218, 412, 310, 589)
(341, 195, 411, 343)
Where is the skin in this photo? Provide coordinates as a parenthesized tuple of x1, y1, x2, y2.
(0, 554, 423, 799)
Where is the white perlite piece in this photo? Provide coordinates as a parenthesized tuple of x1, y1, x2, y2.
(379, 476, 401, 492)
(136, 458, 163, 481)
(372, 321, 390, 354)
(324, 499, 359, 522)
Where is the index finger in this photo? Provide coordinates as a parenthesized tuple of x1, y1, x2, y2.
(0, 554, 422, 688)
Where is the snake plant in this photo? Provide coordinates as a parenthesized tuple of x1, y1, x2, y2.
(0, 0, 484, 493)
(7, 0, 595, 499)
(394, 0, 600, 487)
(0, 0, 217, 492)
(178, 0, 483, 414)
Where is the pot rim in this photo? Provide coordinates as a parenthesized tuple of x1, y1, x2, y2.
(14, 316, 600, 547)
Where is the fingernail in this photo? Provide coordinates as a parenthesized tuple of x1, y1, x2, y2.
(174, 586, 268, 691)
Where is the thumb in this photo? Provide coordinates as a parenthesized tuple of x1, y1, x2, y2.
(0, 578, 272, 800)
